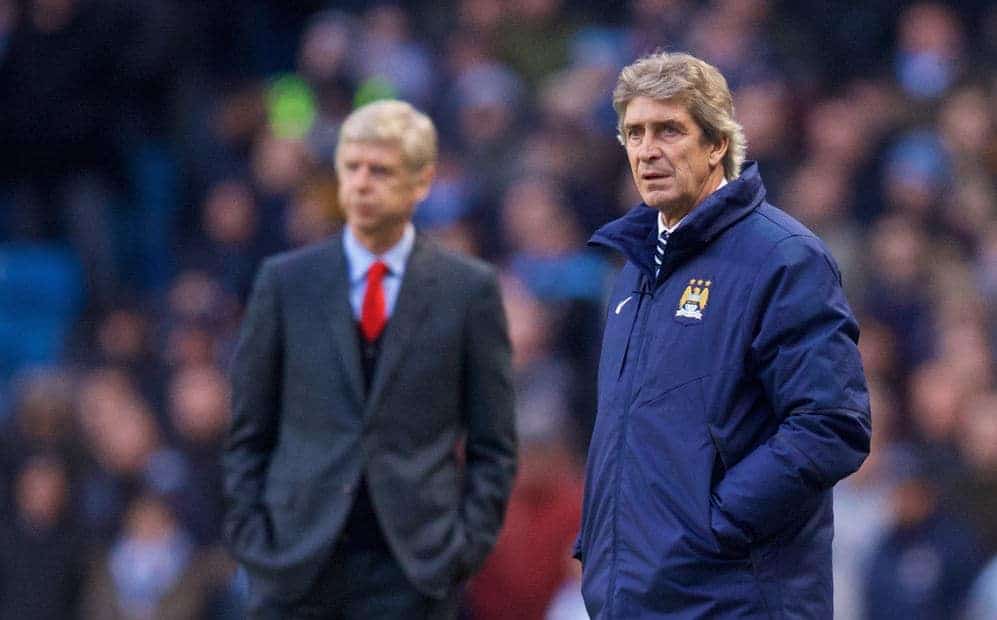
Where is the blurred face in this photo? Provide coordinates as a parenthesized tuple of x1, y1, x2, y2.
(203, 180, 256, 245)
(622, 97, 727, 224)
(252, 136, 307, 195)
(169, 366, 230, 444)
(100, 402, 158, 474)
(336, 140, 432, 251)
(501, 180, 576, 255)
(125, 496, 176, 542)
(16, 459, 67, 527)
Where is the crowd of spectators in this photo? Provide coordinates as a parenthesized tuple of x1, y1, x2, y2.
(0, 0, 994, 618)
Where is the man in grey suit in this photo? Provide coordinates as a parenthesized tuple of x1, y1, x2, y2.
(222, 99, 517, 619)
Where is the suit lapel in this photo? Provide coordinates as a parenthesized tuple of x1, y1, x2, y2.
(364, 236, 439, 417)
(310, 235, 365, 409)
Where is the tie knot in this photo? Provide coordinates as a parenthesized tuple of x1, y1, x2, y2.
(368, 260, 388, 281)
(659, 230, 671, 242)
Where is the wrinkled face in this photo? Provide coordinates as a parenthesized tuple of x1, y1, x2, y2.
(622, 96, 727, 218)
(336, 140, 432, 243)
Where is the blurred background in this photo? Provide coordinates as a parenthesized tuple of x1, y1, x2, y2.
(0, 0, 994, 618)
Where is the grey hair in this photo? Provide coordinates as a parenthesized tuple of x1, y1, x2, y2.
(613, 52, 746, 180)
(337, 99, 438, 171)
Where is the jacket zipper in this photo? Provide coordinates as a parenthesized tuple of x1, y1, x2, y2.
(608, 273, 654, 618)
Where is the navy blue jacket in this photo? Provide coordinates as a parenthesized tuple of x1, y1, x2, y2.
(575, 163, 871, 618)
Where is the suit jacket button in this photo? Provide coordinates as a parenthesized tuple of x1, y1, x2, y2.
(341, 483, 352, 495)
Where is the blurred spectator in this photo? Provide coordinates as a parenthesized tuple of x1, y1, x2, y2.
(856, 315, 901, 386)
(467, 435, 583, 620)
(781, 159, 866, 298)
(733, 79, 793, 201)
(532, 28, 626, 233)
(297, 11, 354, 88)
(180, 79, 268, 208)
(950, 392, 997, 558)
(863, 215, 937, 375)
(413, 151, 477, 231)
(833, 379, 898, 619)
(447, 59, 525, 209)
(499, 178, 607, 440)
(882, 130, 951, 225)
(496, 0, 574, 89)
(249, 132, 313, 244)
(966, 556, 997, 620)
(160, 270, 240, 371)
(354, 4, 434, 107)
(465, 276, 587, 619)
(0, 454, 83, 620)
(864, 444, 985, 620)
(685, 0, 780, 90)
(937, 84, 994, 169)
(75, 368, 169, 542)
(500, 177, 609, 305)
(283, 171, 342, 247)
(79, 491, 234, 620)
(182, 178, 263, 300)
(501, 277, 575, 445)
(161, 364, 230, 546)
(88, 304, 164, 401)
(804, 98, 880, 178)
(297, 11, 356, 165)
(0, 370, 79, 482)
(907, 360, 970, 450)
(627, 0, 694, 58)
(544, 557, 588, 620)
(894, 2, 966, 101)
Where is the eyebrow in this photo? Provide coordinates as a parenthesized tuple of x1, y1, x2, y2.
(624, 118, 688, 131)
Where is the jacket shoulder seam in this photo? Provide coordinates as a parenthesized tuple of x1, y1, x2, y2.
(752, 207, 818, 240)
(743, 230, 827, 297)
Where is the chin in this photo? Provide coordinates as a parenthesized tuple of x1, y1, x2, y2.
(347, 209, 379, 225)
(353, 220, 385, 234)
(641, 192, 678, 211)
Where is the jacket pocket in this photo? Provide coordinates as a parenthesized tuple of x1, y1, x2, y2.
(706, 428, 751, 557)
(707, 425, 729, 479)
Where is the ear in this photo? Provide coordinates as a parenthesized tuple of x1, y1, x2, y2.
(411, 163, 436, 203)
(709, 136, 729, 168)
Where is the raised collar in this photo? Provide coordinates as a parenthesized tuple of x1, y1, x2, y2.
(590, 162, 766, 280)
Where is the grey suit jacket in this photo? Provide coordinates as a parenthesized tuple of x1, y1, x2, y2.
(222, 233, 517, 602)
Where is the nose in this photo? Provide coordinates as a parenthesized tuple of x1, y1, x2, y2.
(637, 138, 662, 162)
(349, 165, 373, 191)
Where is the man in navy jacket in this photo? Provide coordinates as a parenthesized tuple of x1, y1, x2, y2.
(574, 52, 871, 618)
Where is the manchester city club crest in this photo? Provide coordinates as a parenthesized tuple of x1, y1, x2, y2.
(676, 279, 712, 320)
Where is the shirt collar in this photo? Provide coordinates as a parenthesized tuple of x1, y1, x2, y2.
(343, 223, 416, 283)
(657, 177, 728, 236)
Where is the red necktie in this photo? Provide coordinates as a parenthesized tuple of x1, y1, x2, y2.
(360, 260, 388, 342)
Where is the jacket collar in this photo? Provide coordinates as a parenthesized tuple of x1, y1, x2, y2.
(589, 161, 766, 280)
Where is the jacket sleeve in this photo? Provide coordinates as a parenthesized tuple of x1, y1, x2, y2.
(221, 258, 282, 564)
(710, 235, 871, 549)
(459, 269, 517, 574)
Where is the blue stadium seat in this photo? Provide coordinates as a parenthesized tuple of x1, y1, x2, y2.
(0, 243, 84, 385)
